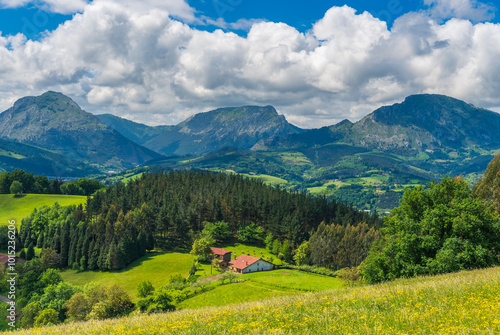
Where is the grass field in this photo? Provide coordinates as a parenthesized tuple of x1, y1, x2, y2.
(179, 270, 343, 310)
(11, 266, 500, 334)
(177, 280, 296, 310)
(60, 252, 212, 301)
(0, 194, 87, 227)
(243, 270, 343, 292)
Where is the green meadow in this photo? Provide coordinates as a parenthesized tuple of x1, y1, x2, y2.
(60, 252, 212, 301)
(0, 194, 87, 227)
(179, 269, 343, 310)
(243, 269, 343, 292)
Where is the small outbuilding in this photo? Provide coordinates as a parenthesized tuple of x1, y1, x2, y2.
(229, 254, 276, 274)
(209, 247, 232, 264)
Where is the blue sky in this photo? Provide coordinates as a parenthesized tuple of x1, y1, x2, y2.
(0, 0, 499, 127)
(0, 7, 71, 39)
(189, 0, 424, 31)
(2, 1, 497, 39)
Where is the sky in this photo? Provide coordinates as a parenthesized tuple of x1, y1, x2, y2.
(0, 0, 499, 128)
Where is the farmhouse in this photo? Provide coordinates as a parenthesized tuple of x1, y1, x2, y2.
(229, 254, 276, 274)
(209, 247, 232, 264)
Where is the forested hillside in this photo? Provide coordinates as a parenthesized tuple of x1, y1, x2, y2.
(20, 170, 381, 271)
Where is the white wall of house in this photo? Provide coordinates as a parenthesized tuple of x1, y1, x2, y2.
(242, 260, 274, 274)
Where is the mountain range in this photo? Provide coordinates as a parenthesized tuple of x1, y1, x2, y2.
(97, 105, 302, 156)
(1, 91, 499, 210)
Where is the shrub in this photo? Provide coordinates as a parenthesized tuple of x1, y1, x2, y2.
(34, 308, 59, 326)
(137, 281, 155, 298)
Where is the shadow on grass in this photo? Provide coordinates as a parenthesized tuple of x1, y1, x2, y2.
(74, 250, 193, 274)
(13, 194, 26, 198)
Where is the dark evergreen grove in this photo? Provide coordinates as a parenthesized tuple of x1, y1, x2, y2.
(20, 170, 381, 271)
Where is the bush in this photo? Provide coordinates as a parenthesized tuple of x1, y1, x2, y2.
(34, 308, 59, 326)
(195, 254, 209, 264)
(337, 267, 362, 286)
(137, 281, 155, 298)
(10, 180, 23, 195)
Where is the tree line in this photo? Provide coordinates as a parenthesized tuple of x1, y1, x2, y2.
(361, 156, 500, 283)
(0, 169, 103, 196)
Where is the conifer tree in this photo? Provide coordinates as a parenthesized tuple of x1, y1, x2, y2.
(106, 241, 119, 270)
(60, 220, 70, 267)
(88, 240, 99, 270)
(26, 243, 35, 261)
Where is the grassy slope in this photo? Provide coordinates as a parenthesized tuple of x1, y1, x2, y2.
(0, 194, 86, 227)
(243, 269, 343, 292)
(61, 252, 212, 302)
(179, 270, 343, 310)
(10, 266, 500, 334)
(177, 281, 296, 310)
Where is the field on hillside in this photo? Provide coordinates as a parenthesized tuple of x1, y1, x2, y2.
(0, 194, 87, 227)
(179, 270, 343, 310)
(18, 266, 500, 334)
(243, 270, 343, 292)
(61, 252, 212, 301)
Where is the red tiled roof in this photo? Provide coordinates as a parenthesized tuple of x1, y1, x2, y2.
(229, 254, 261, 270)
(210, 247, 231, 256)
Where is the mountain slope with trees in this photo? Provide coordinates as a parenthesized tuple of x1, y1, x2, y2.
(20, 170, 381, 271)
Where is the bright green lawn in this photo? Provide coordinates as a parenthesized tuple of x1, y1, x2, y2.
(177, 280, 296, 309)
(0, 149, 24, 159)
(61, 252, 212, 301)
(0, 194, 86, 227)
(216, 242, 284, 265)
(179, 269, 343, 310)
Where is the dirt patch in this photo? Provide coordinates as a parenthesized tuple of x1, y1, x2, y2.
(198, 274, 220, 281)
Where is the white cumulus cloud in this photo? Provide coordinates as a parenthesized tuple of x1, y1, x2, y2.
(424, 0, 496, 22)
(0, 0, 90, 14)
(0, 1, 499, 128)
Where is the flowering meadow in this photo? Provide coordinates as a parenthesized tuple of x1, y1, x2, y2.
(8, 266, 500, 334)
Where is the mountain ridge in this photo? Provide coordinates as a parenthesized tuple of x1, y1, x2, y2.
(0, 91, 161, 174)
(100, 105, 303, 156)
